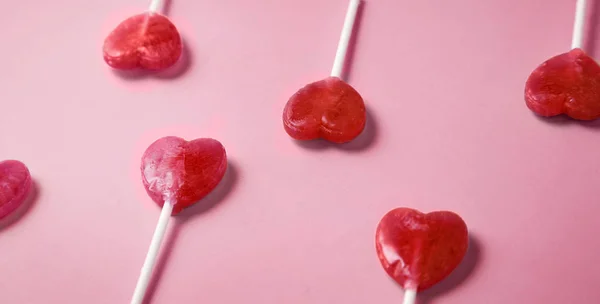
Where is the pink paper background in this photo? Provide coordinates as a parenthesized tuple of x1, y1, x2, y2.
(1, 0, 600, 303)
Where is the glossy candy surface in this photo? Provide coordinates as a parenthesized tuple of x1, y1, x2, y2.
(103, 12, 182, 70)
(141, 136, 227, 215)
(0, 160, 32, 220)
(375, 208, 468, 291)
(525, 48, 600, 120)
(283, 77, 366, 143)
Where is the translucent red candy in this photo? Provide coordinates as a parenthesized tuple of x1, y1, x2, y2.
(375, 208, 468, 291)
(0, 160, 32, 220)
(141, 136, 227, 215)
(103, 12, 182, 70)
(525, 48, 600, 120)
(283, 77, 366, 143)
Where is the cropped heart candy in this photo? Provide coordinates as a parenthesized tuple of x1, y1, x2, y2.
(0, 160, 32, 220)
(103, 12, 182, 70)
(525, 48, 600, 120)
(283, 77, 366, 143)
(375, 208, 468, 291)
(141, 136, 227, 215)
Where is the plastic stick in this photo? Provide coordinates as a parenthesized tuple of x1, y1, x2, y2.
(331, 0, 361, 78)
(402, 289, 417, 304)
(148, 0, 163, 13)
(130, 201, 173, 304)
(572, 0, 588, 49)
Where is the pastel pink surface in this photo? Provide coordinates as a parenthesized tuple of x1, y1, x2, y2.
(1, 0, 600, 303)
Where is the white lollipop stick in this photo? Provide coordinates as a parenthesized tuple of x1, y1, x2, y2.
(331, 0, 361, 78)
(130, 201, 174, 304)
(402, 289, 417, 304)
(571, 0, 588, 49)
(148, 0, 164, 13)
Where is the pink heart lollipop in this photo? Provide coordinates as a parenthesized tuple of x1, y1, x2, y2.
(131, 136, 227, 304)
(103, 0, 182, 70)
(0, 160, 32, 220)
(141, 136, 227, 214)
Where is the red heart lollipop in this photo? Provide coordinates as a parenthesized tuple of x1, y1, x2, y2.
(103, 12, 182, 70)
(132, 136, 227, 304)
(283, 76, 366, 143)
(0, 160, 32, 220)
(375, 208, 468, 292)
(525, 48, 600, 120)
(283, 0, 366, 144)
(141, 136, 227, 214)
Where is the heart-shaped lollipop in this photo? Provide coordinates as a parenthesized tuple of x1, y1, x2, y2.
(525, 48, 600, 120)
(283, 76, 366, 143)
(0, 160, 32, 220)
(103, 11, 182, 70)
(283, 0, 367, 144)
(375, 208, 468, 293)
(132, 136, 227, 304)
(141, 136, 227, 214)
